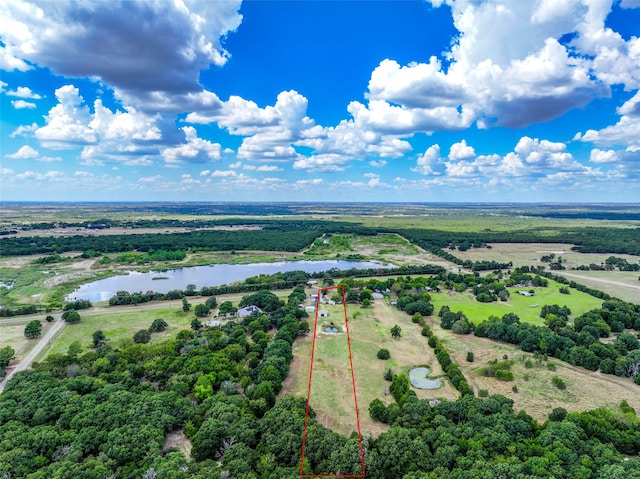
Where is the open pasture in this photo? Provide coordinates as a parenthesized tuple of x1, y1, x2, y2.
(429, 279, 604, 325)
(36, 303, 198, 359)
(428, 317, 640, 421)
(454, 242, 640, 269)
(281, 300, 458, 436)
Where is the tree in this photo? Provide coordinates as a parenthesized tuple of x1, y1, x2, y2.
(182, 297, 191, 312)
(205, 296, 218, 309)
(218, 301, 237, 317)
(62, 309, 81, 323)
(377, 348, 391, 360)
(92, 330, 106, 347)
(369, 398, 388, 422)
(45, 315, 54, 322)
(194, 303, 211, 317)
(0, 346, 15, 372)
(191, 318, 203, 331)
(466, 351, 475, 362)
(148, 318, 168, 333)
(133, 329, 151, 344)
(391, 324, 402, 339)
(67, 340, 83, 357)
(24, 320, 42, 338)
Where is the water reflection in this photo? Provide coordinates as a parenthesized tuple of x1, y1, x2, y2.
(67, 260, 387, 302)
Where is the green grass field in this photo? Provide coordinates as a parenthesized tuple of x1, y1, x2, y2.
(429, 279, 604, 325)
(36, 303, 197, 359)
(282, 300, 459, 436)
(0, 320, 57, 360)
(351, 234, 419, 256)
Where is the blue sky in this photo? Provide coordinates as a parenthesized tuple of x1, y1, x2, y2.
(1, 0, 640, 202)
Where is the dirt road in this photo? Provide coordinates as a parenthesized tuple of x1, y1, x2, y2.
(560, 272, 640, 291)
(0, 318, 66, 394)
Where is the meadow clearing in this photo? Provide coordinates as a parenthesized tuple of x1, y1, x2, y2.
(429, 278, 605, 325)
(426, 315, 640, 421)
(280, 299, 458, 437)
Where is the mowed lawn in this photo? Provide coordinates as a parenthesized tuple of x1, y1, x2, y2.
(281, 301, 458, 437)
(429, 280, 604, 325)
(38, 303, 197, 359)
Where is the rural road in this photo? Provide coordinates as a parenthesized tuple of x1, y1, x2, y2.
(560, 272, 640, 291)
(0, 318, 66, 394)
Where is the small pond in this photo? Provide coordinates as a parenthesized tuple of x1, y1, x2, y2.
(409, 367, 443, 390)
(324, 327, 339, 333)
(66, 259, 388, 302)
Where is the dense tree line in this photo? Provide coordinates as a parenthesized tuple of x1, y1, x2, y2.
(471, 305, 640, 383)
(398, 226, 640, 257)
(0, 228, 322, 256)
(0, 285, 311, 478)
(4, 217, 640, 257)
(0, 304, 39, 317)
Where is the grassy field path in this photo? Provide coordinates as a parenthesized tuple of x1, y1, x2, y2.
(0, 317, 66, 394)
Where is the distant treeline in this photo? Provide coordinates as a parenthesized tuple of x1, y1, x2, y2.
(524, 211, 640, 221)
(397, 227, 640, 256)
(3, 219, 640, 256)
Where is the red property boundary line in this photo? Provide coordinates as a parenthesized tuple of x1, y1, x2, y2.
(299, 286, 366, 477)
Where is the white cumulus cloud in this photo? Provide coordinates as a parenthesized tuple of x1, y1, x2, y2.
(11, 99, 35, 109)
(6, 86, 41, 99)
(0, 0, 242, 111)
(412, 145, 444, 175)
(162, 126, 222, 164)
(5, 145, 38, 159)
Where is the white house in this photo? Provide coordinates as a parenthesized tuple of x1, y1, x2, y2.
(237, 305, 263, 318)
(518, 291, 534, 297)
(318, 310, 328, 318)
(372, 292, 384, 299)
(305, 306, 316, 313)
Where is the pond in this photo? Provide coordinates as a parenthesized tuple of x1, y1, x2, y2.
(409, 367, 443, 390)
(66, 259, 388, 302)
(324, 327, 339, 333)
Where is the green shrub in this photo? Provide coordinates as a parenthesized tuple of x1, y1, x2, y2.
(377, 348, 391, 360)
(495, 369, 514, 381)
(133, 329, 151, 344)
(552, 376, 566, 390)
(478, 389, 488, 397)
(466, 351, 474, 362)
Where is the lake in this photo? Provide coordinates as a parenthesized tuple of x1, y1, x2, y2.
(66, 260, 387, 302)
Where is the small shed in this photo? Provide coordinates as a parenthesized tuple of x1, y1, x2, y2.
(305, 306, 316, 313)
(206, 320, 220, 327)
(372, 292, 384, 299)
(318, 310, 328, 318)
